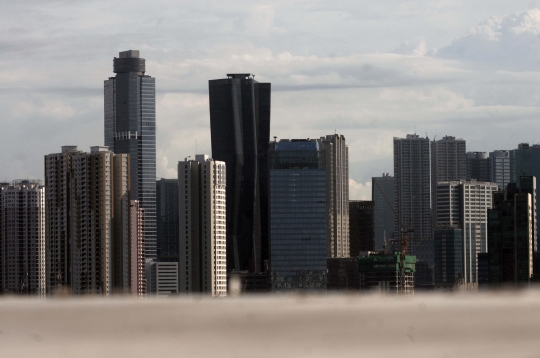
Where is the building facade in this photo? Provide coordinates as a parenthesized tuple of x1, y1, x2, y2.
(488, 183, 534, 286)
(45, 146, 134, 295)
(394, 134, 432, 266)
(433, 226, 463, 285)
(156, 178, 179, 262)
(209, 73, 271, 273)
(466, 152, 490, 182)
(372, 173, 395, 251)
(44, 145, 82, 293)
(130, 200, 146, 296)
(349, 200, 374, 256)
(358, 253, 416, 295)
(178, 155, 227, 296)
(489, 150, 510, 189)
(269, 137, 349, 291)
(269, 140, 328, 291)
(435, 180, 498, 284)
(0, 180, 46, 296)
(104, 50, 157, 260)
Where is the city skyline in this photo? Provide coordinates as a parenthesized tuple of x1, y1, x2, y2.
(2, 3, 540, 202)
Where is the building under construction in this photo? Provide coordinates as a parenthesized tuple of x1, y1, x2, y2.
(358, 253, 416, 294)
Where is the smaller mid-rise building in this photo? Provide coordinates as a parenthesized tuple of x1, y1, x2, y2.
(327, 258, 360, 291)
(147, 261, 178, 296)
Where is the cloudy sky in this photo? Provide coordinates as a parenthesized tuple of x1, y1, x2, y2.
(2, 0, 540, 199)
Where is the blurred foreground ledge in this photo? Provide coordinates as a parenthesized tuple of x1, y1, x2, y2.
(1, 292, 540, 357)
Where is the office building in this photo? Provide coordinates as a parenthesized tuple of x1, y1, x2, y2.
(489, 150, 510, 189)
(372, 173, 395, 251)
(0, 180, 46, 296)
(209, 73, 271, 273)
(178, 155, 227, 296)
(156, 179, 179, 262)
(45, 146, 133, 295)
(393, 134, 432, 266)
(104, 50, 156, 260)
(435, 180, 498, 285)
(433, 226, 463, 285)
(269, 138, 349, 291)
(466, 152, 490, 182)
(488, 182, 534, 286)
(358, 253, 416, 294)
(349, 200, 374, 256)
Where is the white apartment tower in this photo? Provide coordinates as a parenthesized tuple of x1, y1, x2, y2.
(318, 134, 349, 258)
(394, 134, 432, 265)
(436, 180, 498, 285)
(45, 146, 131, 295)
(178, 155, 227, 296)
(0, 180, 46, 296)
(130, 200, 146, 296)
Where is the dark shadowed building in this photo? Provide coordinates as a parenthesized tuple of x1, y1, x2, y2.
(208, 74, 271, 273)
(349, 201, 374, 256)
(156, 179, 179, 262)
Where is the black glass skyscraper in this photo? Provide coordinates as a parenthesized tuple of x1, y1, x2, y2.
(156, 178, 179, 262)
(104, 50, 156, 259)
(209, 74, 271, 273)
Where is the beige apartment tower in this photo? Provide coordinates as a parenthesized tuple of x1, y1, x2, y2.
(0, 180, 46, 296)
(45, 146, 134, 295)
(178, 155, 227, 296)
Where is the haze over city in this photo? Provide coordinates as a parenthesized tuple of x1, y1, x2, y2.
(3, 1, 540, 201)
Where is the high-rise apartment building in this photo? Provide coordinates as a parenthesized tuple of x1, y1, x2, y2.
(178, 155, 227, 296)
(104, 50, 156, 260)
(268, 137, 349, 291)
(372, 173, 395, 251)
(394, 134, 432, 266)
(45, 146, 133, 295)
(466, 152, 490, 182)
(349, 200, 374, 256)
(130, 200, 146, 296)
(435, 180, 498, 284)
(156, 178, 179, 262)
(44, 145, 82, 293)
(208, 73, 270, 273)
(488, 182, 534, 286)
(0, 180, 46, 296)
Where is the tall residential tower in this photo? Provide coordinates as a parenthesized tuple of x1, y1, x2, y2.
(104, 50, 156, 260)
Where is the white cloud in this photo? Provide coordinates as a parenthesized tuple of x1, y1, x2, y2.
(436, 8, 540, 70)
(349, 179, 372, 200)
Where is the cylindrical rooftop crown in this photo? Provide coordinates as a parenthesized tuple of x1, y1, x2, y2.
(113, 50, 145, 74)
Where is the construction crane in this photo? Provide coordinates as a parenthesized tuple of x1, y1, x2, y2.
(372, 178, 418, 294)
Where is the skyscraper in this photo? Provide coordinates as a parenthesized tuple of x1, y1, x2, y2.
(372, 173, 395, 251)
(208, 74, 270, 273)
(268, 136, 349, 291)
(0, 180, 46, 296)
(178, 155, 227, 296)
(104, 50, 156, 260)
(394, 134, 432, 266)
